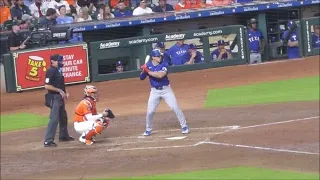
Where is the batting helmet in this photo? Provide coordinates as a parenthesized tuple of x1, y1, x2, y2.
(248, 18, 258, 28)
(151, 49, 161, 57)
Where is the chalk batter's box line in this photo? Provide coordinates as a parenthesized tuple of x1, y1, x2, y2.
(103, 116, 319, 153)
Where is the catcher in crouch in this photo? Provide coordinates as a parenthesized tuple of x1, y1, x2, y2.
(74, 85, 115, 145)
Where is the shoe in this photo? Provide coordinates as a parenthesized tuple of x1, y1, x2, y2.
(44, 141, 57, 147)
(79, 135, 96, 144)
(59, 136, 75, 142)
(79, 136, 86, 143)
(85, 140, 94, 145)
(182, 126, 190, 134)
(91, 137, 96, 143)
(143, 130, 152, 136)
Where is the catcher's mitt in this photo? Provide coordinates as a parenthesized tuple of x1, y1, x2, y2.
(105, 109, 115, 119)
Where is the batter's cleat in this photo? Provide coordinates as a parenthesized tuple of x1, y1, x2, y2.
(143, 130, 152, 136)
(44, 141, 57, 147)
(85, 140, 94, 145)
(182, 126, 190, 134)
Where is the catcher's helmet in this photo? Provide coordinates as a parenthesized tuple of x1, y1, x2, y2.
(248, 18, 258, 28)
(84, 85, 99, 101)
(151, 49, 161, 57)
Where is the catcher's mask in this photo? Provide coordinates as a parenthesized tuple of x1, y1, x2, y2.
(84, 85, 99, 101)
(248, 18, 258, 28)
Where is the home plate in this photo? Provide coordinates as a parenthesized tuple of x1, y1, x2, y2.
(166, 136, 187, 140)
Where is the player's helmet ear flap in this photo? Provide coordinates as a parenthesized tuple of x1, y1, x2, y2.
(84, 85, 98, 101)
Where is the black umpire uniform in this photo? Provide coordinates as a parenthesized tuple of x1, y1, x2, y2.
(44, 54, 74, 147)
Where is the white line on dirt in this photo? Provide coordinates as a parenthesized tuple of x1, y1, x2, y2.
(106, 142, 202, 152)
(152, 126, 240, 133)
(200, 141, 319, 155)
(237, 116, 319, 130)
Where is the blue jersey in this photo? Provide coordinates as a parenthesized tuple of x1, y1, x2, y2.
(140, 61, 170, 88)
(312, 33, 320, 48)
(56, 16, 74, 24)
(282, 30, 300, 59)
(248, 29, 264, 53)
(211, 49, 231, 60)
(186, 51, 204, 63)
(165, 43, 190, 65)
(114, 10, 133, 17)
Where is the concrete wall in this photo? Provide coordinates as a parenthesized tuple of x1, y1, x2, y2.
(301, 5, 320, 18)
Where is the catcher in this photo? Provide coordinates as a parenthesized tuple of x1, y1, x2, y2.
(74, 85, 115, 145)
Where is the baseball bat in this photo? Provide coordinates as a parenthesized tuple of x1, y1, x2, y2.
(145, 55, 150, 64)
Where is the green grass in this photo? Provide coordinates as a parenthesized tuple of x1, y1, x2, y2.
(0, 113, 48, 132)
(205, 76, 320, 108)
(92, 167, 320, 180)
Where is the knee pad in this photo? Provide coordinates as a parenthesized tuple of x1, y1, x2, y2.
(94, 121, 104, 134)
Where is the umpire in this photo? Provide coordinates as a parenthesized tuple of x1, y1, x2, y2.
(44, 54, 74, 147)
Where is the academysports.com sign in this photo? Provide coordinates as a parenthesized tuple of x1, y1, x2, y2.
(13, 44, 90, 91)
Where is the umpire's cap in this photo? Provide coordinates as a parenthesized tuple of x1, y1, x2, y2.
(151, 49, 161, 57)
(50, 54, 63, 61)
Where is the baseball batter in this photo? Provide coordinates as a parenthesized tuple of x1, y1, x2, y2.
(140, 49, 189, 136)
(73, 85, 115, 145)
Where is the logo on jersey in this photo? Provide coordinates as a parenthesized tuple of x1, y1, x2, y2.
(176, 50, 187, 55)
(162, 67, 167, 72)
(100, 42, 120, 49)
(165, 34, 185, 41)
(248, 36, 260, 42)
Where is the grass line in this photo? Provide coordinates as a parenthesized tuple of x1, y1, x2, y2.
(0, 113, 48, 132)
(205, 76, 320, 108)
(90, 167, 319, 180)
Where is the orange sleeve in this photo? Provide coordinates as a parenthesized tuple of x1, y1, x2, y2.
(175, 4, 182, 11)
(185, 3, 191, 9)
(65, 0, 73, 5)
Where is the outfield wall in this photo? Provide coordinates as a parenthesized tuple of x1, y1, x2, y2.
(2, 15, 320, 93)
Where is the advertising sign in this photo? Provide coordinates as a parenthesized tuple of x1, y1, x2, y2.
(12, 44, 90, 91)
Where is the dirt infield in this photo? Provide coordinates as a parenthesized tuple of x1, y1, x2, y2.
(1, 56, 319, 179)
